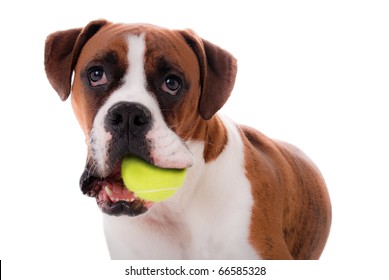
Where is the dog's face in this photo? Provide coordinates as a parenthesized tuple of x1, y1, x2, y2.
(45, 20, 237, 216)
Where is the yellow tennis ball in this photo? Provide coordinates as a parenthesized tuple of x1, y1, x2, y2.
(121, 156, 187, 202)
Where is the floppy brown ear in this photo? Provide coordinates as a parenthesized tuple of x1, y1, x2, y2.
(44, 20, 109, 101)
(179, 30, 237, 120)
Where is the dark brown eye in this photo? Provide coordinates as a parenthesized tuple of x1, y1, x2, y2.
(88, 68, 107, 87)
(161, 76, 181, 95)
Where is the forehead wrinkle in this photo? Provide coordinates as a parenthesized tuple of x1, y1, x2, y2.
(83, 50, 120, 68)
(155, 57, 184, 74)
(96, 50, 119, 63)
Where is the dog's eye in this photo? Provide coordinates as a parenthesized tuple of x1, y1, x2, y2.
(161, 76, 181, 95)
(88, 68, 107, 87)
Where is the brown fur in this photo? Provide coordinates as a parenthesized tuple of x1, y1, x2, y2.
(44, 20, 108, 101)
(240, 126, 331, 259)
(179, 30, 238, 120)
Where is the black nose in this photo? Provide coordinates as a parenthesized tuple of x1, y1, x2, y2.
(105, 102, 152, 135)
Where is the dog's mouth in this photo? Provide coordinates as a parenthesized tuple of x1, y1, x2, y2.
(80, 160, 153, 217)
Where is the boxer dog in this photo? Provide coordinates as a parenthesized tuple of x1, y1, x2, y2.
(44, 20, 331, 259)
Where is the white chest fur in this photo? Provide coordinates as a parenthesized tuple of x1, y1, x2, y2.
(102, 117, 260, 259)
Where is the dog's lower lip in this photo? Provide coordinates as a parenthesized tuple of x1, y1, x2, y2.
(102, 200, 148, 216)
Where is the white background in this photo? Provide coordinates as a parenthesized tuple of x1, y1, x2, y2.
(1, 0, 388, 279)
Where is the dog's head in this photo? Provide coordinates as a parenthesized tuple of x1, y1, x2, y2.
(44, 20, 237, 216)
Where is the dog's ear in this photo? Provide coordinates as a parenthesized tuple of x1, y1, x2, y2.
(179, 30, 237, 120)
(44, 20, 109, 101)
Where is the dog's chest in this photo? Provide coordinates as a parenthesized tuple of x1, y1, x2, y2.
(103, 188, 258, 260)
(102, 120, 260, 259)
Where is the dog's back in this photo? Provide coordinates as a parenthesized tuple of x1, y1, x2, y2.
(241, 125, 331, 259)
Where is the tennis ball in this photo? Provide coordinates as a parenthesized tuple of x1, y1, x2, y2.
(121, 156, 187, 202)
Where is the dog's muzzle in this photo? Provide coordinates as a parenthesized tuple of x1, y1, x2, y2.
(80, 102, 156, 216)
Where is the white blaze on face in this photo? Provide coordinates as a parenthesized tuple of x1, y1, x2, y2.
(90, 34, 193, 176)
